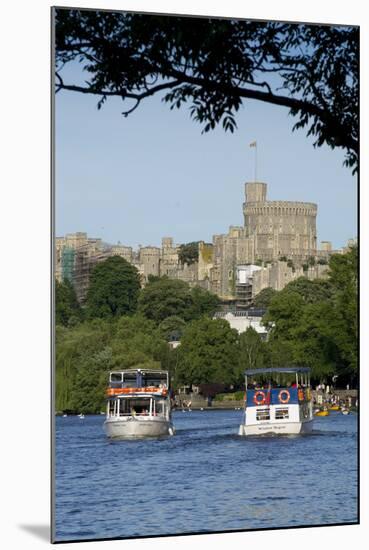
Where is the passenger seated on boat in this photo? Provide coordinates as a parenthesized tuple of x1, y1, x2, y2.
(131, 408, 137, 416)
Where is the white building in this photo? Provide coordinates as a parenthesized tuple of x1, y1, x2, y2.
(214, 311, 268, 340)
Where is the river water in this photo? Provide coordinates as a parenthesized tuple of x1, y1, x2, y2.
(54, 410, 358, 542)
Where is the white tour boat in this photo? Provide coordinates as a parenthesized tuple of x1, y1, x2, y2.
(104, 369, 175, 439)
(238, 367, 313, 436)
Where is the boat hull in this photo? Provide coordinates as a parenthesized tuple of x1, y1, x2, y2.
(104, 416, 174, 439)
(238, 419, 313, 436)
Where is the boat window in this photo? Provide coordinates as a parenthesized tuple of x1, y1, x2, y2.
(108, 400, 115, 415)
(122, 373, 137, 387)
(110, 373, 122, 383)
(142, 373, 168, 387)
(275, 408, 289, 419)
(154, 401, 165, 416)
(256, 408, 270, 421)
(118, 398, 151, 415)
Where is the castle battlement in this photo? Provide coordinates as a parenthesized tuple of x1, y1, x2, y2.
(244, 201, 317, 216)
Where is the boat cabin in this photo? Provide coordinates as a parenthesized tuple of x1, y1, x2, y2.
(106, 369, 170, 420)
(239, 367, 313, 435)
(107, 395, 169, 418)
(244, 367, 311, 407)
(108, 369, 169, 390)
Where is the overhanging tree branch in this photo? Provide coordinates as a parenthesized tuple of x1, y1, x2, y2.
(54, 9, 359, 171)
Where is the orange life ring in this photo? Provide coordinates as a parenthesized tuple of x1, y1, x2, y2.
(278, 389, 290, 404)
(253, 390, 266, 406)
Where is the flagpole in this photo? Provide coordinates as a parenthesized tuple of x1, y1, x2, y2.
(255, 143, 257, 182)
(249, 140, 258, 182)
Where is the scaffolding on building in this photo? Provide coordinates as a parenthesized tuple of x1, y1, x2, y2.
(61, 247, 76, 283)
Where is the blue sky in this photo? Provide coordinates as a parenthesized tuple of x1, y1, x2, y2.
(55, 62, 357, 250)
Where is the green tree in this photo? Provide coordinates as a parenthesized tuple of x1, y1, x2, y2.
(266, 338, 297, 369)
(138, 278, 219, 323)
(55, 278, 82, 326)
(159, 316, 186, 340)
(55, 318, 114, 412)
(55, 315, 170, 413)
(263, 291, 305, 369)
(263, 291, 305, 337)
(188, 286, 220, 319)
(70, 347, 114, 414)
(55, 11, 358, 170)
(111, 315, 168, 369)
(291, 302, 338, 379)
(262, 247, 357, 380)
(253, 287, 278, 309)
(85, 256, 140, 319)
(238, 327, 266, 379)
(327, 246, 358, 374)
(282, 277, 334, 303)
(176, 318, 239, 386)
(138, 278, 192, 322)
(178, 242, 199, 265)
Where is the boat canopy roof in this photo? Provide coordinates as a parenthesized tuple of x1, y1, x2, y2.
(245, 367, 310, 376)
(110, 369, 168, 374)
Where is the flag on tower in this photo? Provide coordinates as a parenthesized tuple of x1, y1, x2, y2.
(249, 141, 257, 147)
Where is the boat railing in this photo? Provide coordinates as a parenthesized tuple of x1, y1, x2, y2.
(108, 411, 166, 418)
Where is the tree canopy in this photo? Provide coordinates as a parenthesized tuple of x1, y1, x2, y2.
(55, 9, 358, 171)
(55, 315, 169, 413)
(239, 327, 267, 374)
(279, 277, 334, 304)
(85, 256, 141, 318)
(178, 242, 199, 265)
(262, 246, 357, 382)
(138, 277, 219, 323)
(252, 287, 277, 309)
(176, 317, 239, 386)
(55, 278, 83, 326)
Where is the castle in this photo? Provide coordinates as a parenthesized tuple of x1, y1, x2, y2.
(55, 181, 352, 305)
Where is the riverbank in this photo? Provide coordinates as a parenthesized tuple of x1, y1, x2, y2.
(55, 389, 358, 415)
(175, 389, 358, 411)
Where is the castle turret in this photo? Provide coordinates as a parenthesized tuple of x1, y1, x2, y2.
(245, 182, 267, 203)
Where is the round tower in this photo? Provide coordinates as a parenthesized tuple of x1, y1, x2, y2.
(243, 182, 317, 263)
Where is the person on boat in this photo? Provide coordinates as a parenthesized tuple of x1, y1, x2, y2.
(131, 407, 137, 417)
